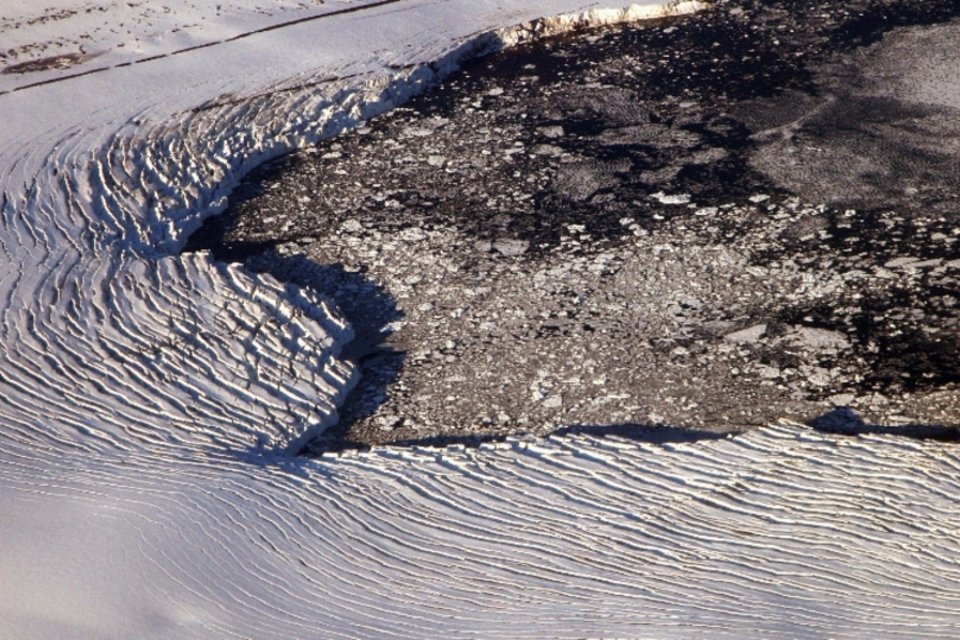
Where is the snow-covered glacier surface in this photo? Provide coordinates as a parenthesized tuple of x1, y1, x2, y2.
(1, 1, 958, 638)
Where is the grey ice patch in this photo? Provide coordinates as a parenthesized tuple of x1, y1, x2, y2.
(787, 326, 851, 352)
(492, 238, 529, 257)
(744, 21, 960, 210)
(724, 323, 768, 344)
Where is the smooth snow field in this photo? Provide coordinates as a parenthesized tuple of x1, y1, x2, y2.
(0, 1, 958, 638)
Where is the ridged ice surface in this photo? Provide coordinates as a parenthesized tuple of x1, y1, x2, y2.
(5, 424, 960, 638)
(1, 1, 958, 638)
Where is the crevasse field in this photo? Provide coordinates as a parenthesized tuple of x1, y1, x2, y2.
(1, 1, 958, 638)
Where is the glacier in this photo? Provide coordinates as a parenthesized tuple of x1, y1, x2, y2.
(0, 1, 958, 638)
